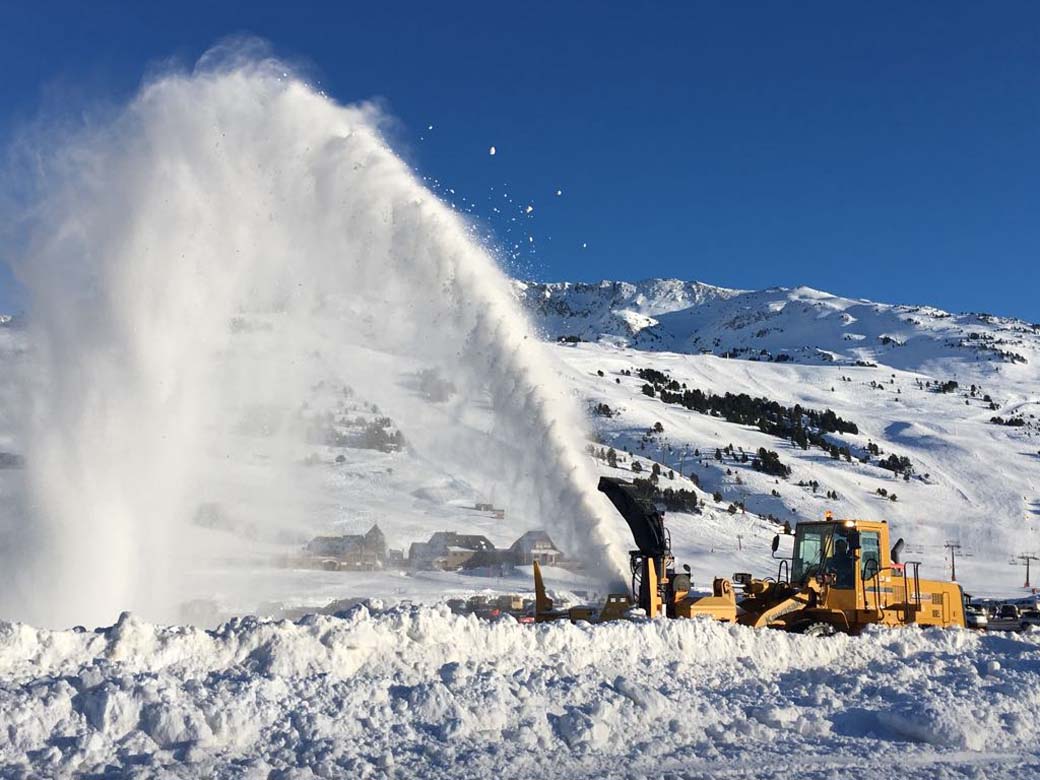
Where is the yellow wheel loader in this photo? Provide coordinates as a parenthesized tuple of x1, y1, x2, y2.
(532, 477, 965, 633)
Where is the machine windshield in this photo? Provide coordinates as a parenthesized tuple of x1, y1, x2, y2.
(791, 524, 856, 588)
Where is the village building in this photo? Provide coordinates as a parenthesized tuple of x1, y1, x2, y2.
(408, 532, 496, 571)
(302, 525, 569, 574)
(508, 530, 563, 566)
(304, 524, 388, 570)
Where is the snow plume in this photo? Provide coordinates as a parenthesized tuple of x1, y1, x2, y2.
(0, 43, 628, 627)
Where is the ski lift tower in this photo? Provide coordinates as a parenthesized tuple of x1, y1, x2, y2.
(1015, 553, 1040, 588)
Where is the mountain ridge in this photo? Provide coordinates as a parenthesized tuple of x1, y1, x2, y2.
(514, 277, 1040, 375)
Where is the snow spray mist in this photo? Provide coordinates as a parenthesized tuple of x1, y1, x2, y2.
(0, 43, 628, 627)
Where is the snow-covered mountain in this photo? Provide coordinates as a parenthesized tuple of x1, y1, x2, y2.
(516, 278, 1040, 373)
(3, 280, 1040, 778)
(513, 279, 739, 342)
(512, 279, 1040, 595)
(1, 278, 1038, 612)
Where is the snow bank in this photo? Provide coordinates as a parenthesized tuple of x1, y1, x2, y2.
(2, 608, 1039, 778)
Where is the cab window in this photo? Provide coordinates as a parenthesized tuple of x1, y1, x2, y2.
(791, 526, 828, 584)
(860, 530, 881, 580)
(827, 529, 855, 589)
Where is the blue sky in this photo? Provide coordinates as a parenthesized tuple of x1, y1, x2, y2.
(1, 1, 1038, 320)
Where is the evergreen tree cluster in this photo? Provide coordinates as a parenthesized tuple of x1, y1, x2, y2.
(826, 443, 853, 461)
(319, 414, 407, 453)
(876, 487, 899, 501)
(586, 445, 620, 468)
(991, 416, 1027, 427)
(629, 477, 701, 513)
(634, 367, 859, 456)
(751, 447, 791, 478)
(348, 418, 406, 452)
(877, 453, 913, 477)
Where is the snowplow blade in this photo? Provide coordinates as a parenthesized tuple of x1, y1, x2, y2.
(738, 591, 814, 628)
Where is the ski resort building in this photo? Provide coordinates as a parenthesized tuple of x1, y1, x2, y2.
(508, 530, 563, 566)
(304, 524, 388, 570)
(408, 532, 496, 571)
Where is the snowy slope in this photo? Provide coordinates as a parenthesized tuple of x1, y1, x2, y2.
(558, 344, 1040, 596)
(1, 277, 1039, 616)
(513, 278, 1040, 596)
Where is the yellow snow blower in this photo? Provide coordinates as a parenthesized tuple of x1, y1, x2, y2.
(532, 477, 965, 634)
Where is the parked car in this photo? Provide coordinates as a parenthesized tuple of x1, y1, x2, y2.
(988, 604, 1031, 632)
(1020, 608, 1040, 631)
(965, 605, 988, 630)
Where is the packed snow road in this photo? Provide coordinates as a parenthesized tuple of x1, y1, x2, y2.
(1, 606, 1038, 779)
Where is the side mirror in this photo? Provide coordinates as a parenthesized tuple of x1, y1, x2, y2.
(771, 535, 780, 553)
(847, 530, 861, 552)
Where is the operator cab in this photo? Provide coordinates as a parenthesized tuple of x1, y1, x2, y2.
(789, 517, 884, 588)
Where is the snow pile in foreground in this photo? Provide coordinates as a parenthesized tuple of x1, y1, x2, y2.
(2, 607, 1039, 779)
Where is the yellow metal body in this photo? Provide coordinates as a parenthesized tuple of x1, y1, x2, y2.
(533, 561, 634, 623)
(740, 518, 966, 633)
(675, 577, 738, 621)
(532, 516, 964, 633)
